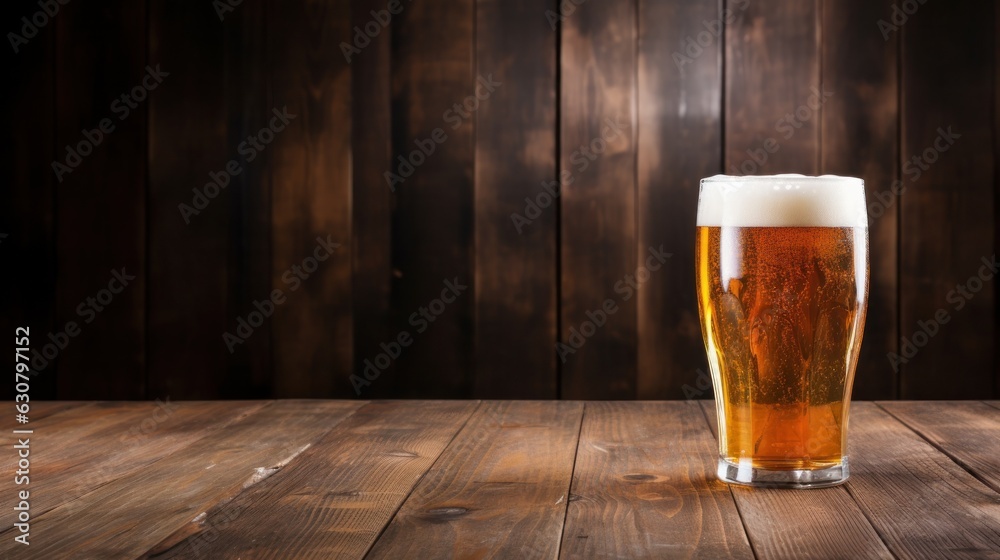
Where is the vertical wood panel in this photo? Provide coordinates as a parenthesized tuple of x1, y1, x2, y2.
(636, 0, 722, 398)
(54, 0, 146, 399)
(560, 0, 638, 399)
(821, 0, 898, 399)
(226, 0, 272, 397)
(900, 0, 994, 398)
(270, 0, 353, 397)
(148, 0, 229, 399)
(725, 0, 820, 174)
(995, 1, 1000, 400)
(351, 0, 393, 396)
(0, 0, 56, 399)
(387, 1, 475, 397)
(474, 0, 558, 398)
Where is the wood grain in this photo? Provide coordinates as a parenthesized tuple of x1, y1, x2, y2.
(698, 401, 890, 559)
(386, 0, 475, 398)
(225, 0, 273, 398)
(560, 402, 752, 559)
(473, 0, 558, 399)
(0, 401, 266, 530)
(730, 484, 893, 560)
(0, 0, 56, 400)
(846, 402, 1000, 558)
(878, 400, 1000, 494)
(899, 0, 995, 399)
(350, 0, 394, 398)
(0, 401, 362, 558)
(368, 401, 583, 559)
(821, 0, 899, 400)
(270, 0, 353, 397)
(54, 0, 147, 398)
(0, 401, 89, 426)
(145, 400, 476, 560)
(147, 0, 230, 398)
(560, 0, 638, 399)
(726, 0, 820, 174)
(636, 0, 721, 399)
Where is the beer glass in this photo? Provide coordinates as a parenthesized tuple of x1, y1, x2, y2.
(696, 174, 868, 488)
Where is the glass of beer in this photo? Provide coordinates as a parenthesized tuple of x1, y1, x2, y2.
(696, 174, 868, 488)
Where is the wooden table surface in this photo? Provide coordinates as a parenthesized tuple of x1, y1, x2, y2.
(3, 401, 1000, 559)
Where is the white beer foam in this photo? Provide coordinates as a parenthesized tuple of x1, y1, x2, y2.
(697, 174, 867, 227)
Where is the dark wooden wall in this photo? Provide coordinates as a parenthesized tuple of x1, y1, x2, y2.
(2, 0, 996, 400)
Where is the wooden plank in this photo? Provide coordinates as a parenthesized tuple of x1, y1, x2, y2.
(270, 0, 353, 397)
(636, 0, 721, 398)
(821, 0, 898, 399)
(700, 401, 893, 559)
(147, 0, 230, 398)
(369, 401, 582, 559)
(561, 401, 751, 559)
(899, 0, 995, 398)
(225, 0, 272, 397)
(846, 402, 1000, 558)
(385, 0, 475, 398)
(0, 401, 90, 430)
(0, 401, 267, 530)
(54, 0, 147, 399)
(350, 0, 393, 398)
(729, 484, 893, 560)
(0, 0, 57, 400)
(878, 401, 1000, 493)
(142, 400, 477, 560)
(0, 401, 363, 558)
(725, 0, 821, 174)
(472, 0, 557, 399)
(560, 0, 637, 399)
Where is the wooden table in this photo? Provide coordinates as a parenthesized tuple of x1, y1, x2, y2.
(3, 401, 999, 559)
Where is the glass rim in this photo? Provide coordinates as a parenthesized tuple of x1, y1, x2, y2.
(700, 173, 864, 188)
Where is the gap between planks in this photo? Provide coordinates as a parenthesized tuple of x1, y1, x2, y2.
(875, 401, 1000, 496)
(554, 402, 587, 560)
(360, 400, 485, 558)
(696, 401, 761, 560)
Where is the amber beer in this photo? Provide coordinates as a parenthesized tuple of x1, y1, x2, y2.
(696, 175, 868, 488)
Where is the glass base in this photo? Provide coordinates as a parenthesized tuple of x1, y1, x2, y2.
(716, 457, 849, 489)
